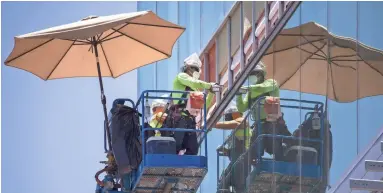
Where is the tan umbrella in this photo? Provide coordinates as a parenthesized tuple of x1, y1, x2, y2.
(262, 22, 383, 103)
(4, 11, 185, 151)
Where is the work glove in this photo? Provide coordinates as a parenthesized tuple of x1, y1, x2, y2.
(236, 86, 248, 95)
(209, 83, 222, 93)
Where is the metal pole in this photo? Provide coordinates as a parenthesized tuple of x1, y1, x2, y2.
(215, 38, 221, 104)
(240, 1, 245, 71)
(252, 1, 258, 55)
(92, 36, 112, 152)
(264, 1, 270, 38)
(278, 1, 284, 19)
(204, 53, 209, 82)
(227, 17, 233, 89)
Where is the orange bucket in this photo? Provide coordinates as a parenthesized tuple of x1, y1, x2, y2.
(188, 92, 205, 109)
(264, 96, 282, 121)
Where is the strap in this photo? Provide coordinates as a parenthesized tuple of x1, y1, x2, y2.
(169, 86, 191, 104)
(177, 86, 192, 105)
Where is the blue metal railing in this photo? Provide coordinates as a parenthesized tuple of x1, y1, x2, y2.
(136, 90, 209, 167)
(105, 90, 209, 156)
(216, 97, 326, 188)
(253, 97, 325, 173)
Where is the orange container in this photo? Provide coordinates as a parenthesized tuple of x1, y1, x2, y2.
(188, 92, 205, 109)
(264, 96, 282, 121)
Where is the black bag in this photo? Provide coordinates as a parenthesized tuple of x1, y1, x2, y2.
(292, 113, 333, 167)
(110, 105, 142, 175)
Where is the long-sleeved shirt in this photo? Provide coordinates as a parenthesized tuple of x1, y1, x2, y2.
(172, 72, 214, 108)
(236, 79, 280, 120)
(215, 117, 252, 149)
(149, 112, 167, 136)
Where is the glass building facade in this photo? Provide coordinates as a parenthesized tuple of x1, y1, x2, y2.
(280, 2, 383, 190)
(137, 1, 383, 192)
(136, 2, 234, 192)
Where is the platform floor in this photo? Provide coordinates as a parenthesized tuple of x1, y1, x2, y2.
(134, 167, 207, 193)
(246, 171, 323, 193)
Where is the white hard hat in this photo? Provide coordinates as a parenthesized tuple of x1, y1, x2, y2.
(183, 53, 202, 69)
(250, 62, 266, 76)
(224, 105, 239, 115)
(151, 94, 167, 112)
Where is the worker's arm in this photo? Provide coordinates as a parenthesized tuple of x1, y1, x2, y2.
(206, 91, 215, 109)
(177, 73, 212, 90)
(236, 79, 278, 112)
(215, 117, 246, 130)
(215, 120, 241, 130)
(236, 93, 249, 113)
(247, 79, 279, 98)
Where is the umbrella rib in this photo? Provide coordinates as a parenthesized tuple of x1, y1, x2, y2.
(100, 34, 124, 43)
(99, 42, 114, 77)
(279, 34, 326, 37)
(331, 38, 383, 76)
(331, 61, 356, 70)
(111, 28, 170, 57)
(328, 61, 339, 101)
(127, 22, 185, 30)
(265, 38, 326, 55)
(361, 59, 383, 77)
(297, 47, 327, 59)
(279, 43, 327, 88)
(99, 23, 129, 42)
(331, 54, 357, 59)
(331, 40, 383, 76)
(46, 41, 76, 80)
(310, 58, 364, 63)
(74, 42, 92, 46)
(5, 39, 54, 64)
(302, 36, 327, 57)
(62, 39, 91, 44)
(332, 59, 364, 62)
(96, 32, 104, 42)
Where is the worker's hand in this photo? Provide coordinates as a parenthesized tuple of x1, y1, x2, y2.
(155, 113, 168, 122)
(236, 86, 248, 95)
(209, 83, 222, 93)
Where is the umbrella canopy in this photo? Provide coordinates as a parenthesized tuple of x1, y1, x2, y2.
(5, 10, 185, 80)
(262, 22, 383, 103)
(4, 10, 185, 152)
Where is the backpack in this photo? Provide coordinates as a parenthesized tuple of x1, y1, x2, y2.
(110, 105, 142, 175)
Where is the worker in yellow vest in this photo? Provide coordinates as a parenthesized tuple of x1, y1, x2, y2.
(145, 97, 168, 141)
(215, 105, 252, 193)
(164, 53, 218, 155)
(236, 62, 291, 161)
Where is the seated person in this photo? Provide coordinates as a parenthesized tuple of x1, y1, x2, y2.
(215, 105, 252, 193)
(290, 111, 332, 167)
(144, 97, 168, 142)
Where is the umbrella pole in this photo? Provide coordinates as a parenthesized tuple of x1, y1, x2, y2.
(92, 37, 113, 152)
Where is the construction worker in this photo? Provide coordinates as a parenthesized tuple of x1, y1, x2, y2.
(215, 105, 252, 193)
(163, 53, 217, 155)
(147, 97, 168, 138)
(236, 62, 291, 161)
